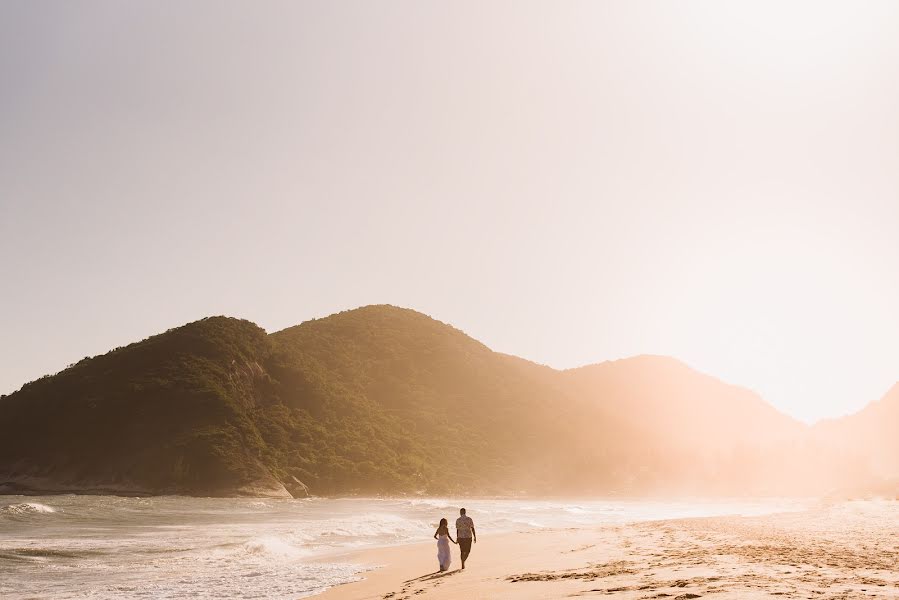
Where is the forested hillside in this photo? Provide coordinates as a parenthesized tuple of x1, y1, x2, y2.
(0, 305, 853, 497)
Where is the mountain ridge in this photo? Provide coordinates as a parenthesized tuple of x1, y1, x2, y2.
(0, 305, 890, 498)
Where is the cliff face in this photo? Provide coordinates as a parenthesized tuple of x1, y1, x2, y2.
(0, 305, 881, 498)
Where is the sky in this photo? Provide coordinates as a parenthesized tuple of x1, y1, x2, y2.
(2, 1, 898, 423)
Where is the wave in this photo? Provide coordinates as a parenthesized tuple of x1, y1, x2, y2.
(0, 547, 106, 562)
(243, 536, 307, 559)
(307, 512, 427, 543)
(563, 505, 589, 514)
(403, 498, 455, 510)
(0, 502, 57, 515)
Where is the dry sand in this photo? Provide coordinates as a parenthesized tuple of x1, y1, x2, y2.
(315, 501, 898, 599)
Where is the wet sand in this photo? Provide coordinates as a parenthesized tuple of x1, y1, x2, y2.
(316, 501, 899, 599)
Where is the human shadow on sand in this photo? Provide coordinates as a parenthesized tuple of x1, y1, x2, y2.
(404, 569, 462, 584)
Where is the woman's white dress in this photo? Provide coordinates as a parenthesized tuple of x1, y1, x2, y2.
(436, 534, 452, 571)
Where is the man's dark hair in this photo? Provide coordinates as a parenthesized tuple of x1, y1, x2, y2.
(460, 508, 466, 515)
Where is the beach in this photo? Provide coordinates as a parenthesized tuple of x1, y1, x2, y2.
(1, 496, 794, 599)
(2, 496, 894, 599)
(317, 501, 899, 599)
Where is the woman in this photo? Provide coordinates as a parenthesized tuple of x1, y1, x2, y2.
(433, 517, 457, 571)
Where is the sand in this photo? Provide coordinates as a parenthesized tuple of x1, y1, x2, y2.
(315, 501, 899, 599)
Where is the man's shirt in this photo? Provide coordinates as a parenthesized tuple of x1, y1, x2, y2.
(456, 515, 474, 538)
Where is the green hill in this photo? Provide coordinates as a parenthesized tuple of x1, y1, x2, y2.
(0, 317, 284, 496)
(0, 305, 806, 497)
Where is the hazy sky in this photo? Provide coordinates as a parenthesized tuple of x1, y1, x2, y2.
(2, 1, 898, 423)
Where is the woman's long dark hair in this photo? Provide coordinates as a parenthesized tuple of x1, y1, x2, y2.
(438, 518, 448, 529)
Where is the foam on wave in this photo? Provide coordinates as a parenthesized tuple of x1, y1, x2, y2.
(1, 502, 57, 515)
(243, 536, 306, 559)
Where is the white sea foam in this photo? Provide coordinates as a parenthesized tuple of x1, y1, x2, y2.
(563, 505, 589, 514)
(0, 502, 56, 515)
(243, 536, 306, 559)
(404, 498, 454, 510)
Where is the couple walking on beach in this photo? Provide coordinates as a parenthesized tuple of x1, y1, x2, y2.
(433, 508, 476, 572)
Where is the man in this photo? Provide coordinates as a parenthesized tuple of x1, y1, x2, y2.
(455, 507, 476, 569)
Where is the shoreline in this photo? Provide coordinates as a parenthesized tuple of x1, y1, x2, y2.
(312, 501, 899, 599)
(0, 488, 825, 502)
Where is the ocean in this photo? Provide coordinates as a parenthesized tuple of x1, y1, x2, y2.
(0, 495, 804, 599)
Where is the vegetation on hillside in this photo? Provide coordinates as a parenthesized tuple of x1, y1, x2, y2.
(3, 305, 881, 497)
